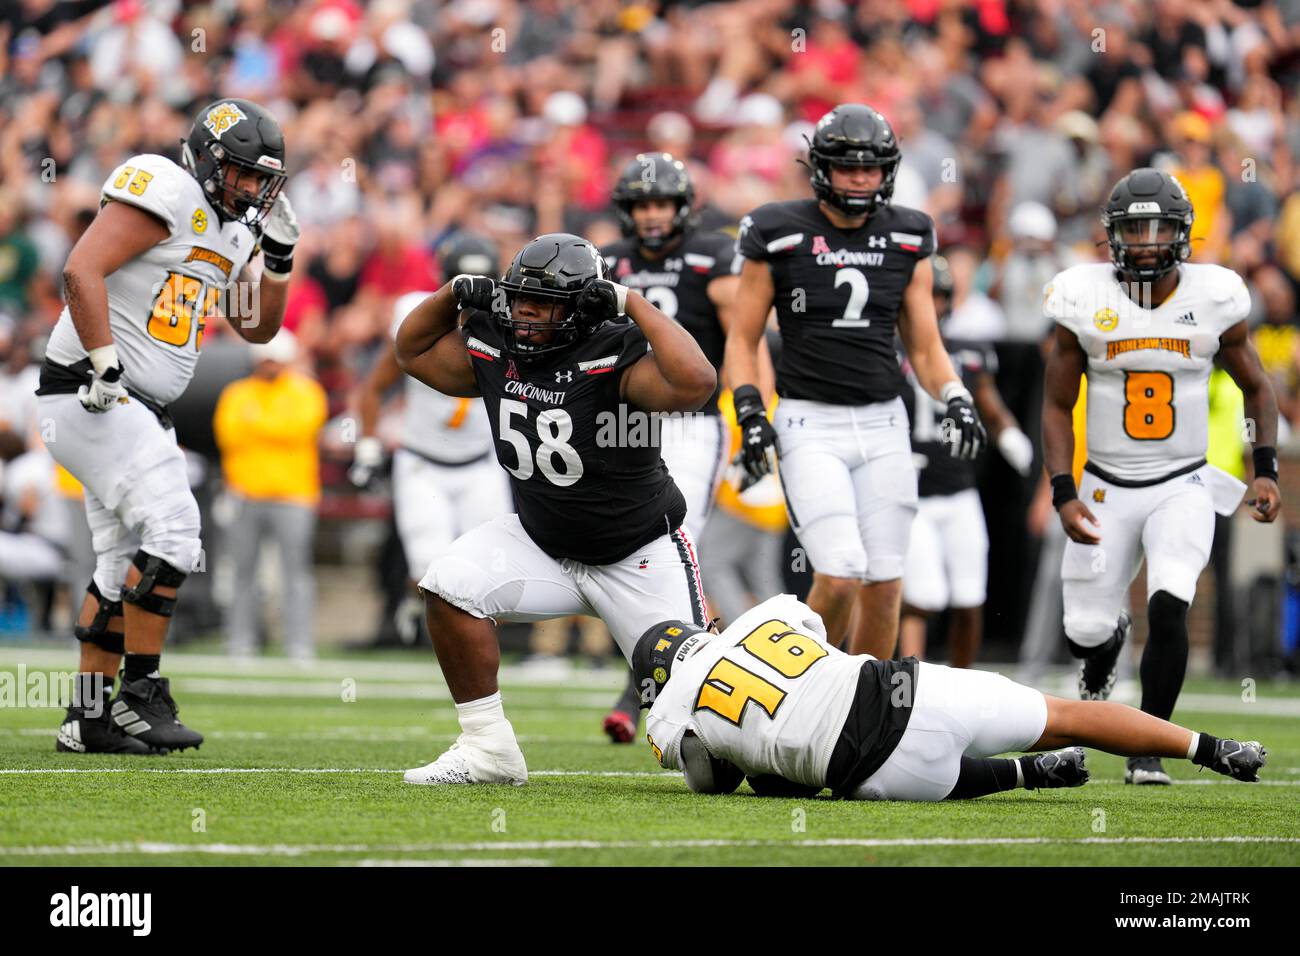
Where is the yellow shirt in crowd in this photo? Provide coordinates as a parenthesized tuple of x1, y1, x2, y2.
(214, 370, 328, 505)
(1172, 163, 1226, 262)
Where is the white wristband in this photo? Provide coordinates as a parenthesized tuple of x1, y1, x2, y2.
(87, 344, 119, 375)
(940, 380, 972, 405)
(611, 281, 629, 316)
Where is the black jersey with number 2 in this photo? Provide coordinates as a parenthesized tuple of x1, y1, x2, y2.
(738, 199, 935, 405)
(601, 229, 737, 415)
(463, 308, 687, 565)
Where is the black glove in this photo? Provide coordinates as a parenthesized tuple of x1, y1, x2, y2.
(573, 278, 629, 323)
(942, 393, 987, 461)
(733, 384, 778, 481)
(452, 274, 499, 313)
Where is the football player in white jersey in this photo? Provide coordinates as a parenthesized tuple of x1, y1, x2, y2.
(350, 233, 511, 641)
(1042, 168, 1280, 785)
(635, 594, 1266, 801)
(36, 99, 300, 754)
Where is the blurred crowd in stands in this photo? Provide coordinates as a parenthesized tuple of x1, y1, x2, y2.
(2, 0, 1299, 670)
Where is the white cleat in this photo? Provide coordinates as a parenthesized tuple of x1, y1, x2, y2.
(403, 737, 528, 786)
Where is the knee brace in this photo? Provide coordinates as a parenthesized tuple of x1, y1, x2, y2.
(120, 550, 187, 618)
(74, 581, 125, 654)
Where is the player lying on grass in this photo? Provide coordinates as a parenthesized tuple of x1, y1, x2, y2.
(633, 594, 1266, 800)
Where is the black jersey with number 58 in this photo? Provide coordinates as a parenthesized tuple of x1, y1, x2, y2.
(737, 199, 935, 405)
(462, 308, 687, 565)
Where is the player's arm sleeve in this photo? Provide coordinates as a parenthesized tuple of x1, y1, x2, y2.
(100, 155, 181, 234)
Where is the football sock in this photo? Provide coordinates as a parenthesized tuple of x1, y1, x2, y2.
(124, 654, 161, 683)
(456, 691, 513, 744)
(72, 674, 112, 713)
(1019, 754, 1045, 790)
(615, 674, 641, 714)
(945, 757, 1020, 799)
(1139, 590, 1189, 721)
(1190, 733, 1221, 768)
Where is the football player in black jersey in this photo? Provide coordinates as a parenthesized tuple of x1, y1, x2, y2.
(393, 233, 716, 785)
(725, 103, 987, 658)
(898, 256, 1034, 667)
(598, 152, 745, 744)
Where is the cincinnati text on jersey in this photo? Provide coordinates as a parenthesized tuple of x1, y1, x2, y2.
(503, 380, 568, 405)
(809, 235, 885, 267)
(1104, 337, 1192, 360)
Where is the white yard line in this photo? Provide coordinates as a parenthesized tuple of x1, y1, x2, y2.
(0, 648, 624, 688)
(350, 858, 552, 867)
(0, 766, 1294, 785)
(3, 835, 1298, 858)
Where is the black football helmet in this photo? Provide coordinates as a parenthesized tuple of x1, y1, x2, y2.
(438, 231, 499, 281)
(1101, 168, 1194, 282)
(180, 99, 286, 227)
(611, 152, 695, 250)
(804, 104, 900, 215)
(630, 619, 711, 710)
(497, 233, 608, 361)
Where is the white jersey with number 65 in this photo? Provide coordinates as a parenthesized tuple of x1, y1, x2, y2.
(46, 153, 259, 406)
(645, 594, 869, 788)
(1044, 262, 1250, 483)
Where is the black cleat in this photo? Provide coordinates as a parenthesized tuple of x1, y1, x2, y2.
(1205, 739, 1266, 782)
(57, 706, 159, 755)
(1033, 748, 1090, 789)
(111, 676, 204, 752)
(1124, 756, 1172, 785)
(1079, 611, 1130, 700)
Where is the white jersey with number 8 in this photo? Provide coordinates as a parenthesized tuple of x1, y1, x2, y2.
(1044, 262, 1250, 482)
(46, 153, 258, 405)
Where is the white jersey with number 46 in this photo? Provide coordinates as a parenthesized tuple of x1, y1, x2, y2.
(46, 153, 259, 405)
(391, 292, 493, 463)
(645, 594, 869, 788)
(1044, 262, 1250, 482)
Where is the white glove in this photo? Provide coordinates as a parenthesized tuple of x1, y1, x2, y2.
(260, 194, 299, 277)
(77, 345, 128, 413)
(347, 435, 385, 489)
(997, 426, 1035, 476)
(263, 193, 300, 246)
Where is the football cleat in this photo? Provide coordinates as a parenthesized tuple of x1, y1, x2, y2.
(1079, 611, 1130, 700)
(1205, 739, 1266, 782)
(111, 676, 204, 752)
(56, 706, 158, 755)
(1124, 756, 1172, 785)
(1032, 748, 1089, 789)
(403, 736, 528, 786)
(602, 710, 637, 745)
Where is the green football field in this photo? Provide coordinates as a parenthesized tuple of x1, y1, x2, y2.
(2, 645, 1298, 867)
